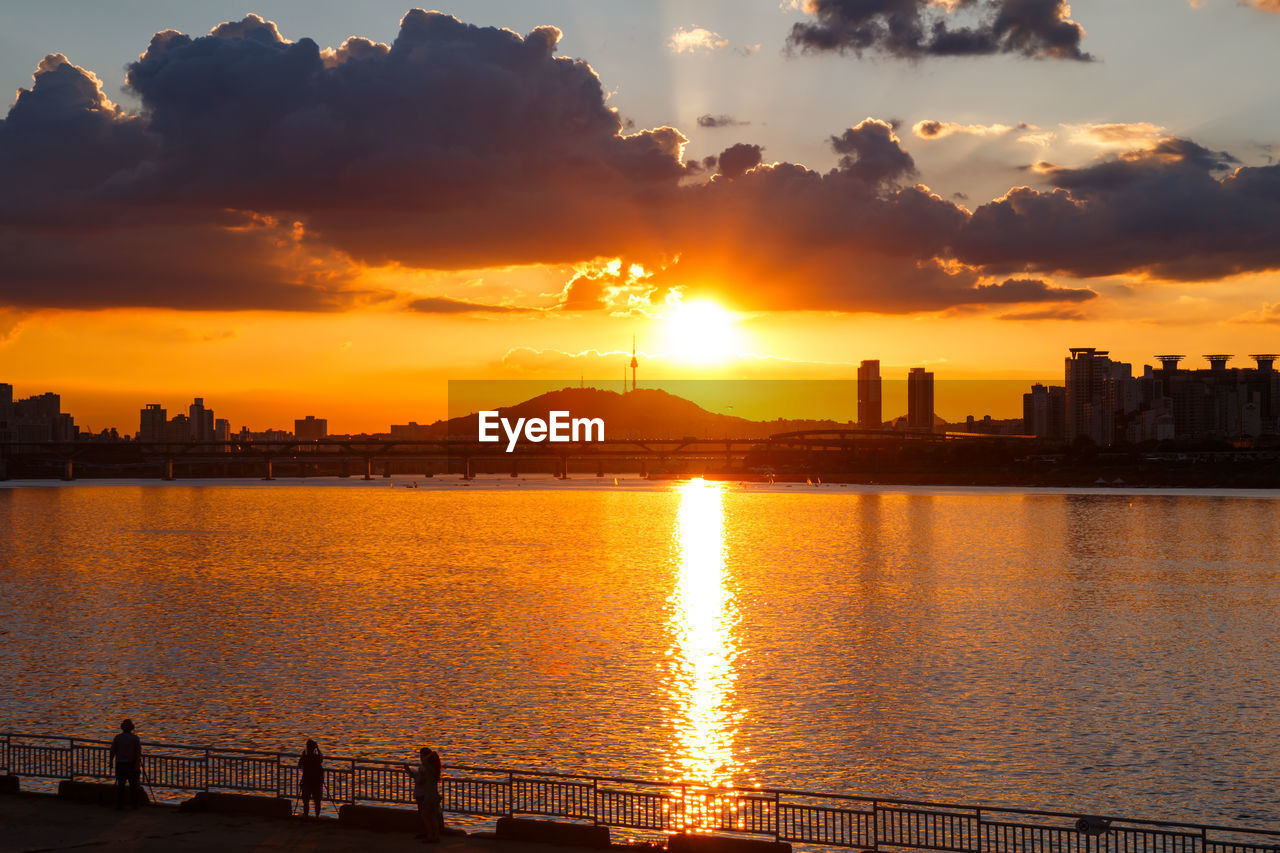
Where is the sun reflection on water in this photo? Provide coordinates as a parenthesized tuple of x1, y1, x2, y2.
(665, 478, 745, 828)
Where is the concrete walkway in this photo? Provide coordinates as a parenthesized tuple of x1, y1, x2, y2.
(0, 793, 573, 853)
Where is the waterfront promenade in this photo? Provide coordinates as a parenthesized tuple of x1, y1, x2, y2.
(0, 792, 530, 853)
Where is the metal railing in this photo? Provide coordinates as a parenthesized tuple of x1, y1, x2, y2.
(4, 732, 1279, 853)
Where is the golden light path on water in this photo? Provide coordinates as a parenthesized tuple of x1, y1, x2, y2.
(666, 479, 747, 830)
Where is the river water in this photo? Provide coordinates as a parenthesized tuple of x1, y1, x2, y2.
(1, 478, 1278, 825)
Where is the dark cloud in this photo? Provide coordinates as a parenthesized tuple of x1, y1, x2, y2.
(916, 120, 946, 138)
(406, 296, 539, 314)
(956, 138, 1280, 280)
(788, 0, 1091, 61)
(0, 54, 381, 310)
(121, 10, 691, 269)
(716, 143, 764, 179)
(0, 11, 693, 310)
(3, 10, 1278, 319)
(971, 278, 1096, 303)
(830, 119, 917, 188)
(698, 114, 750, 128)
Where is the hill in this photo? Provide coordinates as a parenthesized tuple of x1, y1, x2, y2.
(432, 387, 849, 441)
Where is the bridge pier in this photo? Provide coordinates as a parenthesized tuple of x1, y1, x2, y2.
(363, 458, 373, 480)
(510, 458, 518, 478)
(339, 458, 349, 478)
(163, 459, 174, 481)
(596, 459, 604, 478)
(640, 459, 648, 478)
(463, 457, 473, 480)
(382, 461, 391, 478)
(61, 459, 74, 481)
(557, 457, 568, 480)
(263, 458, 274, 480)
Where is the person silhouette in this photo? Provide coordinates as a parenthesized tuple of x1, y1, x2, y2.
(297, 739, 325, 818)
(404, 747, 442, 843)
(109, 719, 142, 810)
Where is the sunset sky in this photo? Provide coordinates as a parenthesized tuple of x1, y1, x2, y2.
(3, 0, 1280, 433)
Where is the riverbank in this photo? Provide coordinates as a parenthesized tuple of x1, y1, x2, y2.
(0, 792, 573, 853)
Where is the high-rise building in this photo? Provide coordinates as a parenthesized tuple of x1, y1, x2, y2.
(1022, 384, 1066, 439)
(907, 368, 934, 432)
(1065, 348, 1115, 444)
(857, 359, 882, 429)
(214, 418, 232, 448)
(295, 415, 328, 441)
(139, 404, 167, 442)
(188, 398, 215, 442)
(165, 414, 190, 442)
(6, 391, 76, 442)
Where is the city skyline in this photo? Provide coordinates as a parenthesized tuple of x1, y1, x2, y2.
(2, 3, 1279, 433)
(8, 344, 1280, 441)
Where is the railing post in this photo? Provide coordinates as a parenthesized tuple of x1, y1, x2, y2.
(507, 771, 514, 817)
(67, 737, 74, 780)
(976, 808, 982, 853)
(872, 800, 880, 851)
(773, 791, 780, 842)
(204, 748, 211, 793)
(593, 777, 599, 825)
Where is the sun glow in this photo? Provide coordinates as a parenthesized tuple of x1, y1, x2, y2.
(662, 300, 743, 365)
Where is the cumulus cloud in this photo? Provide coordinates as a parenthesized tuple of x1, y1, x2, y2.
(716, 143, 765, 178)
(830, 118, 917, 187)
(956, 138, 1278, 281)
(553, 259, 659, 312)
(0, 12, 692, 309)
(669, 27, 730, 53)
(788, 0, 1092, 61)
(1245, 0, 1280, 12)
(698, 114, 750, 128)
(3, 10, 1279, 320)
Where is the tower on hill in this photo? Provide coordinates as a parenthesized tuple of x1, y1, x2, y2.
(630, 336, 638, 392)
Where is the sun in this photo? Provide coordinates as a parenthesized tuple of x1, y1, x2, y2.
(662, 299, 742, 365)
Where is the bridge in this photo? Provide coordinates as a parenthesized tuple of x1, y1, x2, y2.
(0, 429, 1031, 480)
(2, 731, 1275, 851)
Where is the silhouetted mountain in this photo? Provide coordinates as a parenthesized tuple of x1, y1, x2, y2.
(431, 387, 850, 440)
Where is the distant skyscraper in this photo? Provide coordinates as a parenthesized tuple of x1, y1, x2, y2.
(907, 368, 934, 432)
(1065, 348, 1114, 444)
(139, 403, 167, 442)
(857, 359, 882, 429)
(188, 397, 214, 442)
(295, 415, 328, 441)
(1022, 384, 1066, 439)
(7, 391, 75, 442)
